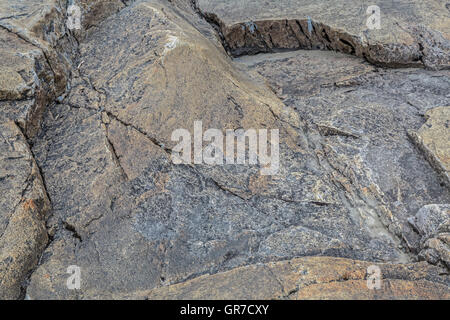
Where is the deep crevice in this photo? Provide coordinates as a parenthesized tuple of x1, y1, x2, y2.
(63, 221, 83, 242)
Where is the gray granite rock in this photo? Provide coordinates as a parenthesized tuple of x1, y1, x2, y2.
(0, 0, 449, 299)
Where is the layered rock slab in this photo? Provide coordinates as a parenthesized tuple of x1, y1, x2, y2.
(145, 256, 449, 300)
(0, 122, 50, 299)
(196, 0, 450, 69)
(24, 0, 420, 299)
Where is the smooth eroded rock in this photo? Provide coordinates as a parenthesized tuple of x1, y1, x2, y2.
(7, 0, 448, 300)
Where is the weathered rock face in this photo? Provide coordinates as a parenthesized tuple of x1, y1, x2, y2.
(0, 0, 449, 300)
(0, 0, 137, 299)
(409, 205, 450, 268)
(145, 257, 449, 300)
(0, 0, 71, 298)
(409, 107, 450, 187)
(236, 50, 450, 254)
(195, 0, 450, 69)
(76, 0, 125, 34)
(0, 28, 55, 137)
(0, 122, 50, 299)
(0, 0, 134, 137)
(0, 0, 144, 299)
(0, 0, 72, 94)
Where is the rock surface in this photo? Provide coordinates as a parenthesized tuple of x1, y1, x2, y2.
(0, 0, 449, 299)
(145, 256, 449, 300)
(0, 0, 133, 137)
(409, 107, 450, 187)
(0, 26, 59, 138)
(196, 0, 450, 69)
(409, 205, 450, 268)
(236, 50, 450, 254)
(0, 122, 50, 299)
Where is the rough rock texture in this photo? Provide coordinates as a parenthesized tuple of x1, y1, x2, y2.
(0, 28, 56, 137)
(0, 0, 140, 299)
(0, 0, 449, 300)
(196, 0, 450, 69)
(409, 205, 450, 268)
(76, 0, 125, 33)
(145, 257, 449, 300)
(0, 122, 50, 299)
(409, 107, 450, 187)
(0, 0, 73, 95)
(0, 0, 133, 137)
(237, 50, 450, 255)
